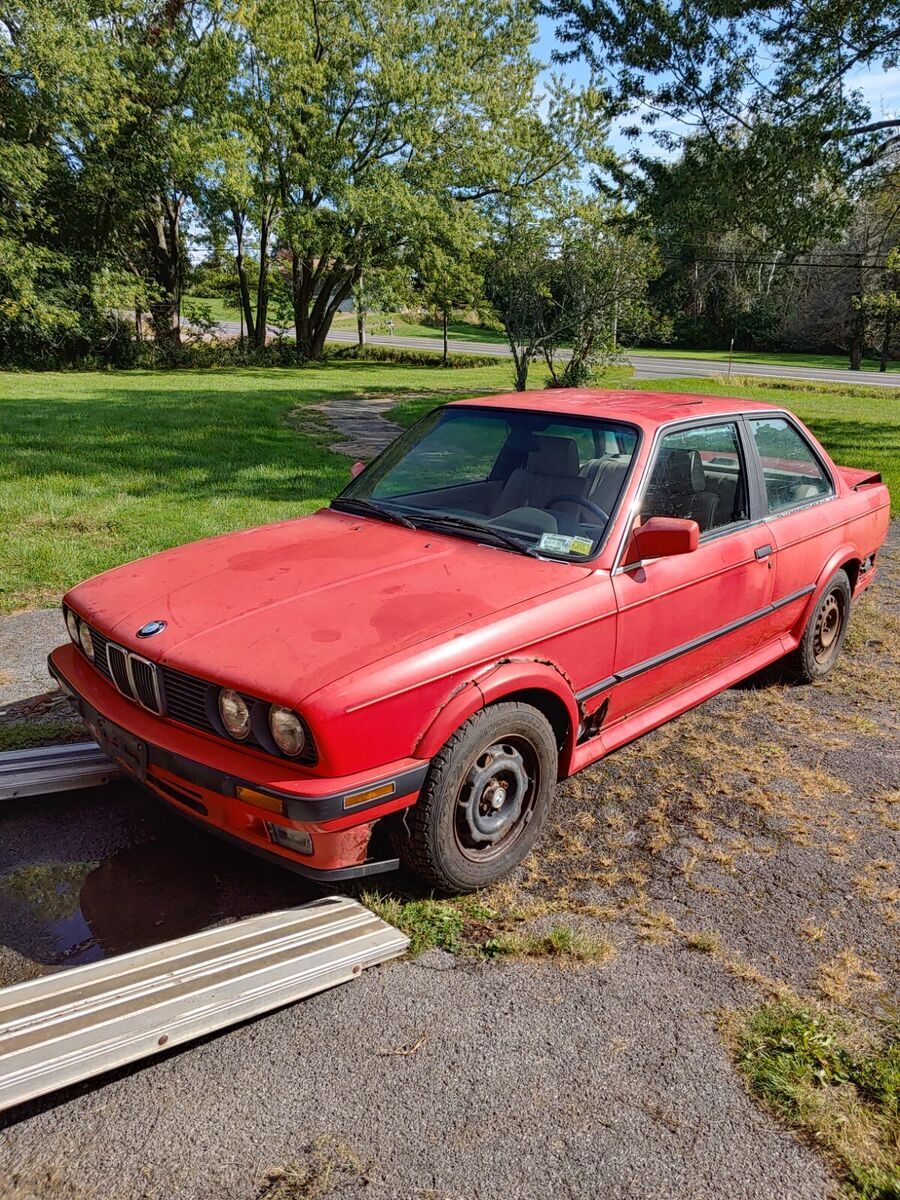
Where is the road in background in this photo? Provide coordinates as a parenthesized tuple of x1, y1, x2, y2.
(214, 319, 900, 388)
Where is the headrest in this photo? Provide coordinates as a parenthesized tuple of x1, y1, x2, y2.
(527, 435, 580, 478)
(659, 448, 706, 493)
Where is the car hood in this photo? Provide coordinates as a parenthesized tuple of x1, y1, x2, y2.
(66, 509, 588, 703)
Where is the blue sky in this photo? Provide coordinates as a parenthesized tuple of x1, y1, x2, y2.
(534, 13, 900, 163)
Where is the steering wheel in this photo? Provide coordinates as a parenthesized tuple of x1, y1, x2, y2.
(547, 495, 611, 525)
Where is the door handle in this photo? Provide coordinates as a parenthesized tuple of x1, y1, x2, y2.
(754, 544, 774, 560)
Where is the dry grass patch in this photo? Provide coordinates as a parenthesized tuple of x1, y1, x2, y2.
(257, 1136, 365, 1200)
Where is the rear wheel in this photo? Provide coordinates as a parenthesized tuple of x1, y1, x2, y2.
(787, 569, 851, 682)
(392, 702, 558, 893)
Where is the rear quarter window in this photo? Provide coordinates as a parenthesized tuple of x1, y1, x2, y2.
(750, 417, 832, 513)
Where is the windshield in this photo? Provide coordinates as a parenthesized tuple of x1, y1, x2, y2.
(334, 406, 639, 561)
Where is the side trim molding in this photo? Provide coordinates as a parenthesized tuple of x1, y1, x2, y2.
(576, 584, 815, 704)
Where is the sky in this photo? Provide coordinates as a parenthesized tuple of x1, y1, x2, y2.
(534, 13, 900, 163)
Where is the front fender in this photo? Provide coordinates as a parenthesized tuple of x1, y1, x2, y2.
(414, 659, 580, 772)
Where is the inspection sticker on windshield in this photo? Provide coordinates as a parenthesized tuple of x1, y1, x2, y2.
(537, 533, 593, 556)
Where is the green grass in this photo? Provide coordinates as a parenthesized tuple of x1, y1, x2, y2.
(185, 297, 508, 345)
(733, 1000, 899, 1199)
(0, 360, 524, 613)
(1, 361, 896, 614)
(631, 348, 899, 374)
(359, 892, 493, 957)
(0, 720, 85, 751)
(360, 890, 617, 963)
(388, 372, 899, 514)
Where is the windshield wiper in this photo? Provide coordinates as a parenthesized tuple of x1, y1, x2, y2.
(405, 511, 540, 558)
(330, 497, 417, 529)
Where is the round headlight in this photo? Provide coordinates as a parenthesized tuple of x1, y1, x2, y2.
(219, 689, 251, 740)
(269, 706, 306, 757)
(79, 622, 95, 661)
(65, 608, 80, 645)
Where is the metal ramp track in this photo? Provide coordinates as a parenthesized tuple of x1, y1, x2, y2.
(0, 896, 408, 1113)
(0, 741, 120, 801)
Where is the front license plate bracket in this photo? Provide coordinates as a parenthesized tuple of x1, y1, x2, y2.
(91, 716, 147, 780)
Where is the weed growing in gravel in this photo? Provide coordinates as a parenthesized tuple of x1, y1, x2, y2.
(0, 719, 85, 752)
(733, 1001, 900, 1200)
(482, 925, 617, 964)
(360, 890, 618, 964)
(359, 892, 492, 957)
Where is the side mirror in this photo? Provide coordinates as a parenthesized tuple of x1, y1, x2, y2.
(633, 516, 699, 560)
(350, 461, 365, 479)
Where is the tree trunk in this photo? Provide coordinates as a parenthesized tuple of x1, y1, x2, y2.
(253, 205, 273, 350)
(849, 306, 865, 369)
(511, 344, 529, 390)
(849, 255, 865, 370)
(880, 317, 893, 372)
(232, 211, 256, 346)
(442, 307, 448, 365)
(357, 311, 366, 348)
(145, 194, 183, 346)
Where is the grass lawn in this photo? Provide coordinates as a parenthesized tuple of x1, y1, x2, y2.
(0, 361, 895, 614)
(0, 360, 527, 613)
(185, 297, 507, 345)
(630, 347, 899, 374)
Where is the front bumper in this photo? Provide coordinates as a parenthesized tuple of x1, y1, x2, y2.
(49, 646, 427, 879)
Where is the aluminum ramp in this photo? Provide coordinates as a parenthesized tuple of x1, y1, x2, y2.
(0, 896, 408, 1113)
(0, 741, 121, 801)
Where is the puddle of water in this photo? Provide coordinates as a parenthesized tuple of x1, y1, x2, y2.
(0, 787, 319, 969)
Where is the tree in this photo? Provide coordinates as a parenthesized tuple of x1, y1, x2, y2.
(231, 0, 601, 360)
(544, 205, 663, 386)
(853, 246, 900, 371)
(416, 210, 485, 363)
(484, 194, 661, 389)
(545, 0, 900, 245)
(351, 266, 412, 348)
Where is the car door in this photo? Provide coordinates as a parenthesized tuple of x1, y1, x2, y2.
(607, 418, 774, 725)
(746, 415, 837, 638)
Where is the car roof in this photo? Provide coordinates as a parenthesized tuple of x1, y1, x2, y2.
(450, 388, 782, 429)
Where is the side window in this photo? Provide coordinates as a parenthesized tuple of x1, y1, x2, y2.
(643, 422, 749, 534)
(749, 418, 832, 513)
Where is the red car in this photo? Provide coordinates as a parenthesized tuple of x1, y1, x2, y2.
(50, 389, 889, 892)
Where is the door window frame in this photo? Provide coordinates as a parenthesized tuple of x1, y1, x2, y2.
(613, 414, 765, 573)
(745, 413, 835, 519)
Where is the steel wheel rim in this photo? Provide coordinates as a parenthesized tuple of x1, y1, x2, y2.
(813, 590, 844, 664)
(453, 735, 540, 863)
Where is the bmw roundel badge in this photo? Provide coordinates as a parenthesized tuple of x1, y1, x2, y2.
(136, 620, 167, 638)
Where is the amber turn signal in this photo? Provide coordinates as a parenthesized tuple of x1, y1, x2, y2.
(343, 781, 395, 810)
(235, 785, 284, 815)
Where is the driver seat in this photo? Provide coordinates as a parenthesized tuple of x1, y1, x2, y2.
(493, 435, 588, 522)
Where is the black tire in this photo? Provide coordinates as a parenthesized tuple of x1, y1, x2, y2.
(391, 701, 558, 893)
(787, 569, 852, 682)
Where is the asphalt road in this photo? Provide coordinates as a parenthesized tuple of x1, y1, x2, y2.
(217, 318, 900, 388)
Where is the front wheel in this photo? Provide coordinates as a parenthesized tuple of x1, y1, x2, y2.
(787, 569, 852, 682)
(391, 702, 558, 893)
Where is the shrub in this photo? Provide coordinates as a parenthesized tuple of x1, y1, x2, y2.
(330, 343, 499, 368)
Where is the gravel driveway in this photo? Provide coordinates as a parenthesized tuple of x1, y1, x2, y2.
(0, 527, 896, 1200)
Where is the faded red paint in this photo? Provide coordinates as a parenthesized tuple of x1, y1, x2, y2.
(50, 389, 891, 878)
